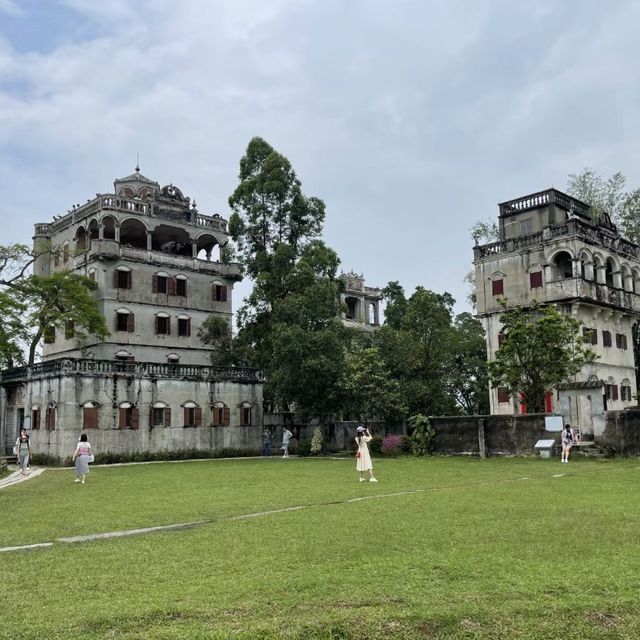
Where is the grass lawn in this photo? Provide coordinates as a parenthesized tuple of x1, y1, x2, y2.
(1, 456, 640, 639)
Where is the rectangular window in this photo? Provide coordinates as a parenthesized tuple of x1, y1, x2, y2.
(156, 316, 170, 335)
(116, 269, 131, 289)
(616, 333, 628, 350)
(45, 406, 56, 430)
(119, 407, 139, 429)
(583, 328, 597, 345)
(64, 320, 75, 340)
(240, 407, 252, 426)
(212, 406, 230, 426)
(520, 219, 533, 236)
(176, 278, 187, 296)
(497, 387, 510, 404)
(492, 279, 504, 296)
(83, 406, 98, 429)
(178, 318, 191, 337)
(116, 312, 134, 332)
(602, 330, 612, 347)
(498, 333, 506, 346)
(529, 271, 543, 288)
(621, 386, 633, 402)
(152, 407, 164, 426)
(183, 407, 202, 428)
(157, 275, 167, 294)
(213, 284, 228, 302)
(605, 384, 619, 401)
(32, 408, 41, 431)
(44, 325, 55, 344)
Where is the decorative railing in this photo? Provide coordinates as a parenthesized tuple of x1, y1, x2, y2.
(499, 188, 591, 219)
(43, 195, 227, 236)
(476, 220, 640, 260)
(0, 359, 262, 384)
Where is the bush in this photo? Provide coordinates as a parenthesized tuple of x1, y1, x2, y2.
(368, 436, 383, 455)
(381, 434, 403, 456)
(400, 435, 413, 454)
(409, 414, 435, 456)
(296, 439, 312, 456)
(30, 452, 63, 467)
(88, 448, 259, 466)
(310, 427, 324, 455)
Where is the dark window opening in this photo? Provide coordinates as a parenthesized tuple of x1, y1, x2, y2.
(176, 278, 187, 296)
(213, 284, 228, 302)
(178, 318, 191, 337)
(497, 388, 510, 404)
(64, 321, 75, 339)
(583, 328, 598, 345)
(603, 330, 612, 347)
(492, 278, 504, 296)
(616, 333, 628, 350)
(240, 407, 252, 426)
(156, 316, 170, 335)
(530, 271, 543, 288)
(116, 269, 131, 289)
(44, 326, 55, 343)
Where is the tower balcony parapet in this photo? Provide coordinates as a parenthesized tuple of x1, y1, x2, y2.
(1, 358, 262, 385)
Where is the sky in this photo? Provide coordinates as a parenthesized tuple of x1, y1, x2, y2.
(2, 0, 640, 317)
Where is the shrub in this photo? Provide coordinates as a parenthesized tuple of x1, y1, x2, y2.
(296, 439, 312, 456)
(368, 436, 383, 455)
(89, 448, 259, 466)
(409, 414, 435, 456)
(310, 427, 324, 455)
(381, 434, 403, 456)
(400, 435, 413, 454)
(30, 452, 63, 467)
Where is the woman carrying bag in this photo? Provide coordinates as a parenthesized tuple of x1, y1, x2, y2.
(72, 433, 93, 484)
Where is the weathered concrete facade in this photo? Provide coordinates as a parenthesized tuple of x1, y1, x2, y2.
(340, 272, 381, 331)
(1, 169, 264, 456)
(474, 188, 640, 421)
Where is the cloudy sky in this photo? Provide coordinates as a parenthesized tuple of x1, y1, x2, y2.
(1, 0, 639, 316)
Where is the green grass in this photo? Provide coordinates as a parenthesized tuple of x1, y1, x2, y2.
(1, 456, 640, 639)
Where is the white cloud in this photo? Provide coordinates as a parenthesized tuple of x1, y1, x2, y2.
(0, 0, 23, 16)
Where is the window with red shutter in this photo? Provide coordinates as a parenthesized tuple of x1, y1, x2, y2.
(46, 406, 56, 430)
(195, 407, 202, 427)
(83, 406, 98, 429)
(212, 407, 220, 426)
(131, 408, 139, 430)
(119, 407, 128, 429)
(529, 271, 543, 288)
(176, 278, 187, 296)
(213, 284, 228, 301)
(127, 313, 135, 332)
(497, 387, 510, 404)
(612, 385, 619, 401)
(492, 278, 504, 296)
(168, 277, 177, 295)
(178, 317, 191, 337)
(164, 407, 172, 427)
(152, 273, 159, 293)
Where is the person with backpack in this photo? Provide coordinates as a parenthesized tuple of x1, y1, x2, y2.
(561, 423, 574, 463)
(15, 428, 30, 476)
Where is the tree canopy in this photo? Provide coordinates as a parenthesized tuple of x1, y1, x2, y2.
(567, 168, 640, 243)
(487, 303, 597, 413)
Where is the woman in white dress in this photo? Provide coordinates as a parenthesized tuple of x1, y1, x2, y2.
(355, 426, 377, 482)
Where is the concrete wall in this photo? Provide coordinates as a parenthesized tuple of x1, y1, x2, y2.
(601, 409, 640, 455)
(3, 372, 263, 458)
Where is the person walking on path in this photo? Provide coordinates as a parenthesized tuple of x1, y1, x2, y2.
(355, 425, 377, 482)
(561, 423, 574, 463)
(281, 427, 293, 458)
(15, 429, 30, 476)
(72, 433, 93, 484)
(262, 429, 273, 457)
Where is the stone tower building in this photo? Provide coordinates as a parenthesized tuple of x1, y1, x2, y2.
(474, 188, 640, 438)
(1, 169, 263, 457)
(340, 271, 381, 331)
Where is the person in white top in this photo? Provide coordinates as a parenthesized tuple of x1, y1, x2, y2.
(72, 433, 93, 484)
(355, 425, 377, 482)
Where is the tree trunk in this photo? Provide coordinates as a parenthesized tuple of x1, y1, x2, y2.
(28, 329, 43, 366)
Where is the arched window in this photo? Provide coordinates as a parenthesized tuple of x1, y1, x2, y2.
(46, 402, 57, 430)
(212, 281, 228, 302)
(212, 402, 230, 426)
(83, 401, 99, 429)
(552, 251, 573, 280)
(175, 274, 188, 297)
(115, 308, 134, 333)
(119, 402, 139, 430)
(181, 401, 201, 428)
(239, 401, 253, 426)
(155, 312, 171, 335)
(75, 226, 87, 252)
(151, 401, 171, 427)
(152, 271, 170, 294)
(31, 404, 41, 431)
(114, 265, 132, 290)
(177, 314, 191, 337)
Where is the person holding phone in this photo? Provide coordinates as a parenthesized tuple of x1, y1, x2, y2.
(355, 425, 377, 482)
(561, 423, 574, 463)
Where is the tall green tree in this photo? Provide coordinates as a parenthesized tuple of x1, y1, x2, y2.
(21, 272, 109, 365)
(343, 345, 407, 424)
(219, 138, 348, 417)
(377, 283, 458, 416)
(566, 168, 640, 243)
(487, 303, 597, 413)
(445, 312, 490, 415)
